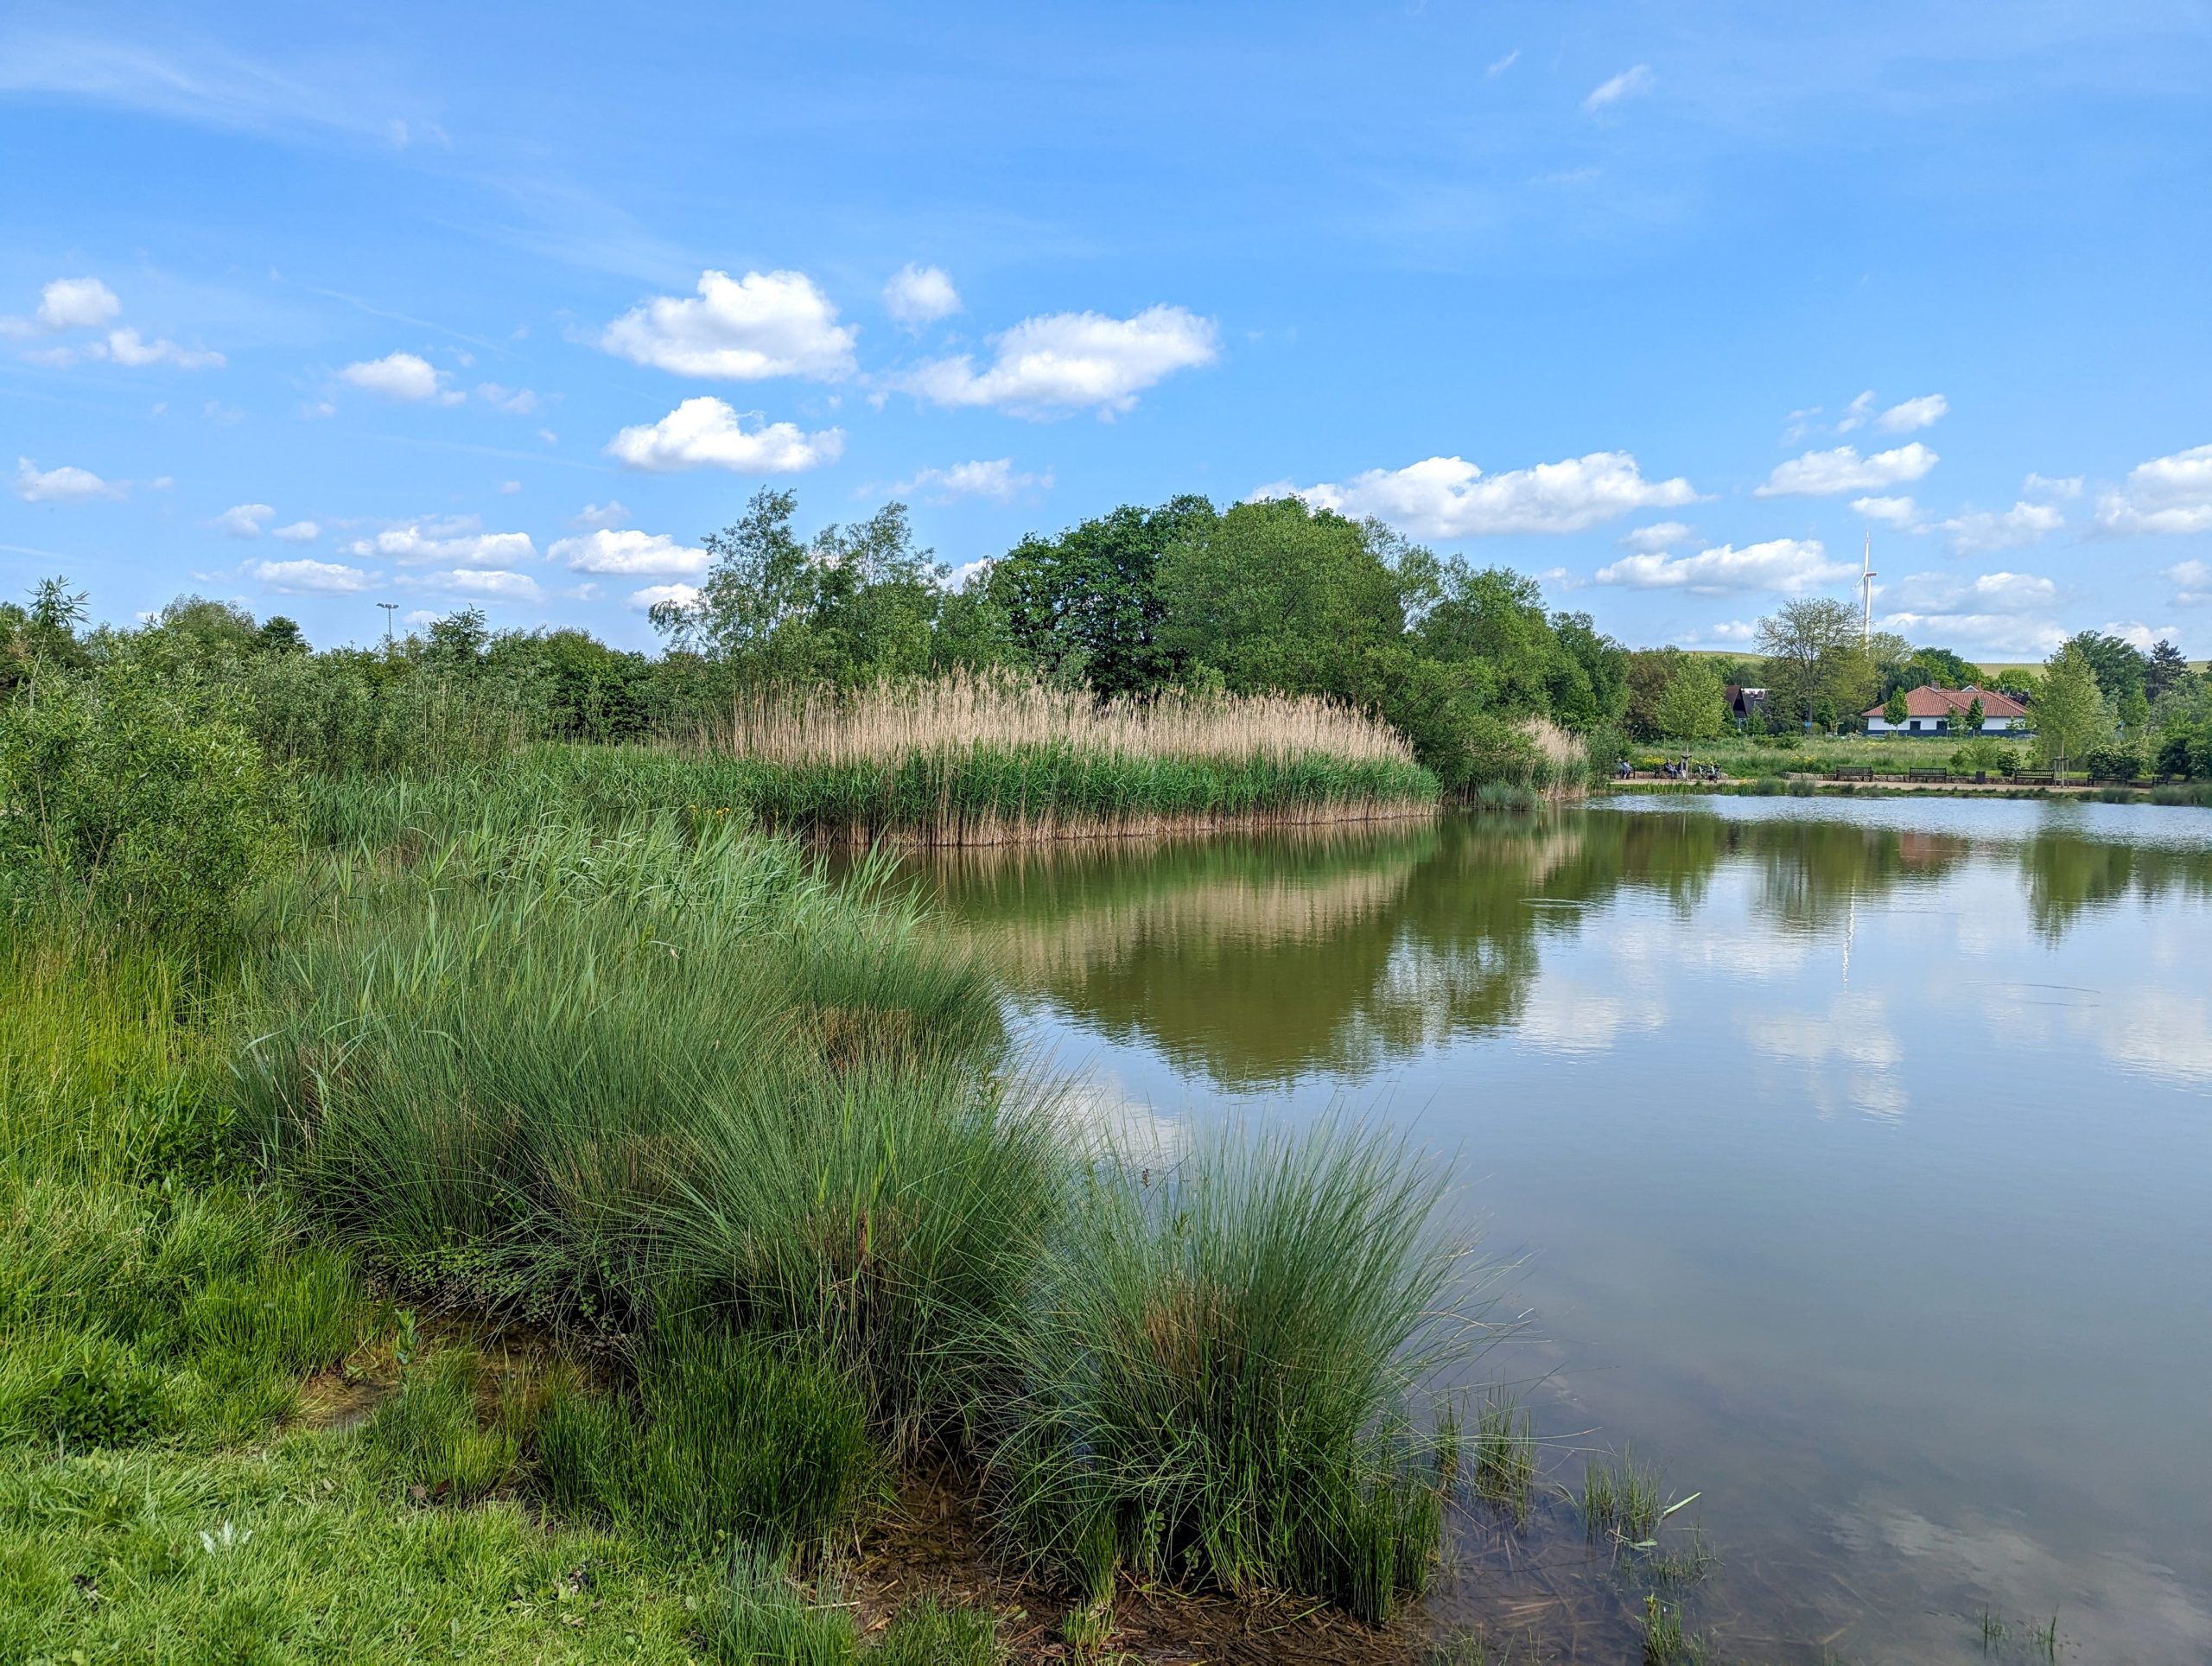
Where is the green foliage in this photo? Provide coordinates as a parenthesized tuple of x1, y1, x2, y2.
(1882, 686, 1910, 728)
(0, 664, 296, 944)
(871, 1597, 1003, 1666)
(706, 1544, 860, 1666)
(1654, 657, 1726, 743)
(1755, 598, 1874, 729)
(2065, 629, 2149, 702)
(992, 1122, 1468, 1625)
(537, 1323, 880, 1555)
(2031, 641, 2109, 768)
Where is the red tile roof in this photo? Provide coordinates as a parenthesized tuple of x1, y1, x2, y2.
(1863, 684, 2028, 720)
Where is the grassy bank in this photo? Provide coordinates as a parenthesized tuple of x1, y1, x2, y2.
(3, 678, 1484, 1658)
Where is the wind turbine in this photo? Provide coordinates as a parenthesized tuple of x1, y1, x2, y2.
(1859, 531, 1877, 645)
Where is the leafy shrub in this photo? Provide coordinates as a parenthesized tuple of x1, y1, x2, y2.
(2081, 742, 2145, 780)
(0, 664, 296, 944)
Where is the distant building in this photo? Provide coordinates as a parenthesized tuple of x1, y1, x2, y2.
(1725, 685, 1770, 729)
(1863, 684, 2030, 735)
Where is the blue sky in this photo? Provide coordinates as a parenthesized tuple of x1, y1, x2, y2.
(4, 1, 2209, 658)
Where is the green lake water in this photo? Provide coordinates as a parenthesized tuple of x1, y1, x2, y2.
(892, 796, 2212, 1663)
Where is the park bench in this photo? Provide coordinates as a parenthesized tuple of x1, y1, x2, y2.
(1829, 766, 1875, 782)
(2009, 770, 2057, 786)
(1906, 767, 1949, 784)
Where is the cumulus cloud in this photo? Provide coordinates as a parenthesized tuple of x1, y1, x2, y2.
(250, 557, 373, 595)
(339, 352, 458, 402)
(16, 457, 124, 502)
(1835, 391, 1946, 435)
(1619, 521, 1691, 553)
(1583, 64, 1654, 112)
(883, 264, 960, 329)
(572, 500, 630, 529)
(2094, 443, 2212, 535)
(629, 582, 701, 613)
(400, 568, 543, 601)
(1593, 537, 1850, 594)
(346, 519, 537, 565)
(2169, 559, 2212, 607)
(549, 528, 709, 577)
(604, 397, 843, 474)
(104, 327, 225, 369)
(2024, 472, 2082, 499)
(1873, 612, 2069, 656)
(1852, 495, 1921, 527)
(601, 269, 856, 380)
(213, 502, 276, 537)
(1936, 500, 2063, 556)
(1259, 451, 1699, 538)
(1881, 569, 2058, 615)
(1756, 442, 1937, 497)
(474, 382, 537, 414)
(272, 519, 320, 542)
(36, 277, 121, 331)
(2101, 620, 2180, 652)
(899, 305, 1217, 416)
(892, 458, 1051, 502)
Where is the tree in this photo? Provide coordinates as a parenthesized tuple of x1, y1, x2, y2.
(985, 496, 1216, 696)
(2147, 639, 2192, 703)
(1624, 649, 1685, 741)
(1958, 695, 1985, 738)
(1756, 598, 1870, 729)
(1882, 687, 1910, 730)
(2065, 630, 2148, 703)
(2118, 686, 2151, 736)
(2031, 640, 2108, 769)
(1654, 656, 1726, 742)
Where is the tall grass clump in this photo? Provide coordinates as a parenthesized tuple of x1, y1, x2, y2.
(537, 1319, 880, 1555)
(707, 1544, 861, 1666)
(991, 1122, 1475, 1625)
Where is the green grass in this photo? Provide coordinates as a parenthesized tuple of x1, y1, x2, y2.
(991, 1121, 1473, 1625)
(1582, 1449, 1664, 1544)
(1470, 1397, 1535, 1523)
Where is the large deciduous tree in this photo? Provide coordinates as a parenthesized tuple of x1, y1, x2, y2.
(1755, 597, 1872, 728)
(2031, 640, 2108, 768)
(1655, 656, 1727, 743)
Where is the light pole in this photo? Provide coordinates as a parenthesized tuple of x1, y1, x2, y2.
(378, 601, 398, 644)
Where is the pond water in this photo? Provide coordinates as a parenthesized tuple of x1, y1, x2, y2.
(892, 797, 2212, 1663)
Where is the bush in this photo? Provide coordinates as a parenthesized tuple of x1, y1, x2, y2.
(992, 1123, 1469, 1625)
(0, 665, 296, 944)
(537, 1322, 880, 1555)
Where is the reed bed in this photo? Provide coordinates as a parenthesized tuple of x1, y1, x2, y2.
(702, 672, 1420, 767)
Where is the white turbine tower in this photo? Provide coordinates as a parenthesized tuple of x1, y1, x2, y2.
(1859, 531, 1877, 645)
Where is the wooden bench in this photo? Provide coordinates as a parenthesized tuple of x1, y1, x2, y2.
(2009, 770, 2057, 786)
(1906, 768, 1950, 784)
(1829, 766, 1875, 782)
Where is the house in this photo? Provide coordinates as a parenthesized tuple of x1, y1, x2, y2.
(1863, 684, 2030, 735)
(1725, 685, 1770, 730)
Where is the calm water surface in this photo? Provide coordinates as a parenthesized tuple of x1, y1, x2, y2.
(894, 797, 2212, 1663)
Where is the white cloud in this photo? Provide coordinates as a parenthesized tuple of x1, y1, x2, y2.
(1260, 450, 1700, 538)
(214, 502, 275, 537)
(1935, 500, 2063, 556)
(601, 269, 856, 381)
(1583, 64, 1654, 112)
(498, 480, 521, 494)
(1877, 393, 1947, 433)
(1852, 494, 1921, 527)
(1594, 537, 1850, 595)
(1619, 520, 1691, 553)
(401, 568, 543, 601)
(2169, 559, 2212, 607)
(1486, 48, 1520, 75)
(2099, 620, 2178, 652)
(475, 382, 537, 414)
(36, 277, 120, 331)
(629, 582, 701, 612)
(572, 500, 630, 529)
(604, 397, 843, 474)
(549, 527, 709, 577)
(1756, 442, 1938, 497)
(2023, 472, 2082, 499)
(15, 456, 124, 502)
(104, 327, 224, 369)
(1701, 620, 1758, 642)
(883, 264, 960, 329)
(892, 458, 1051, 502)
(1881, 569, 2057, 615)
(1835, 390, 1877, 432)
(2094, 443, 2212, 535)
(347, 520, 537, 565)
(272, 519, 320, 542)
(900, 304, 1217, 416)
(1873, 612, 2069, 656)
(249, 557, 373, 595)
(339, 351, 454, 402)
